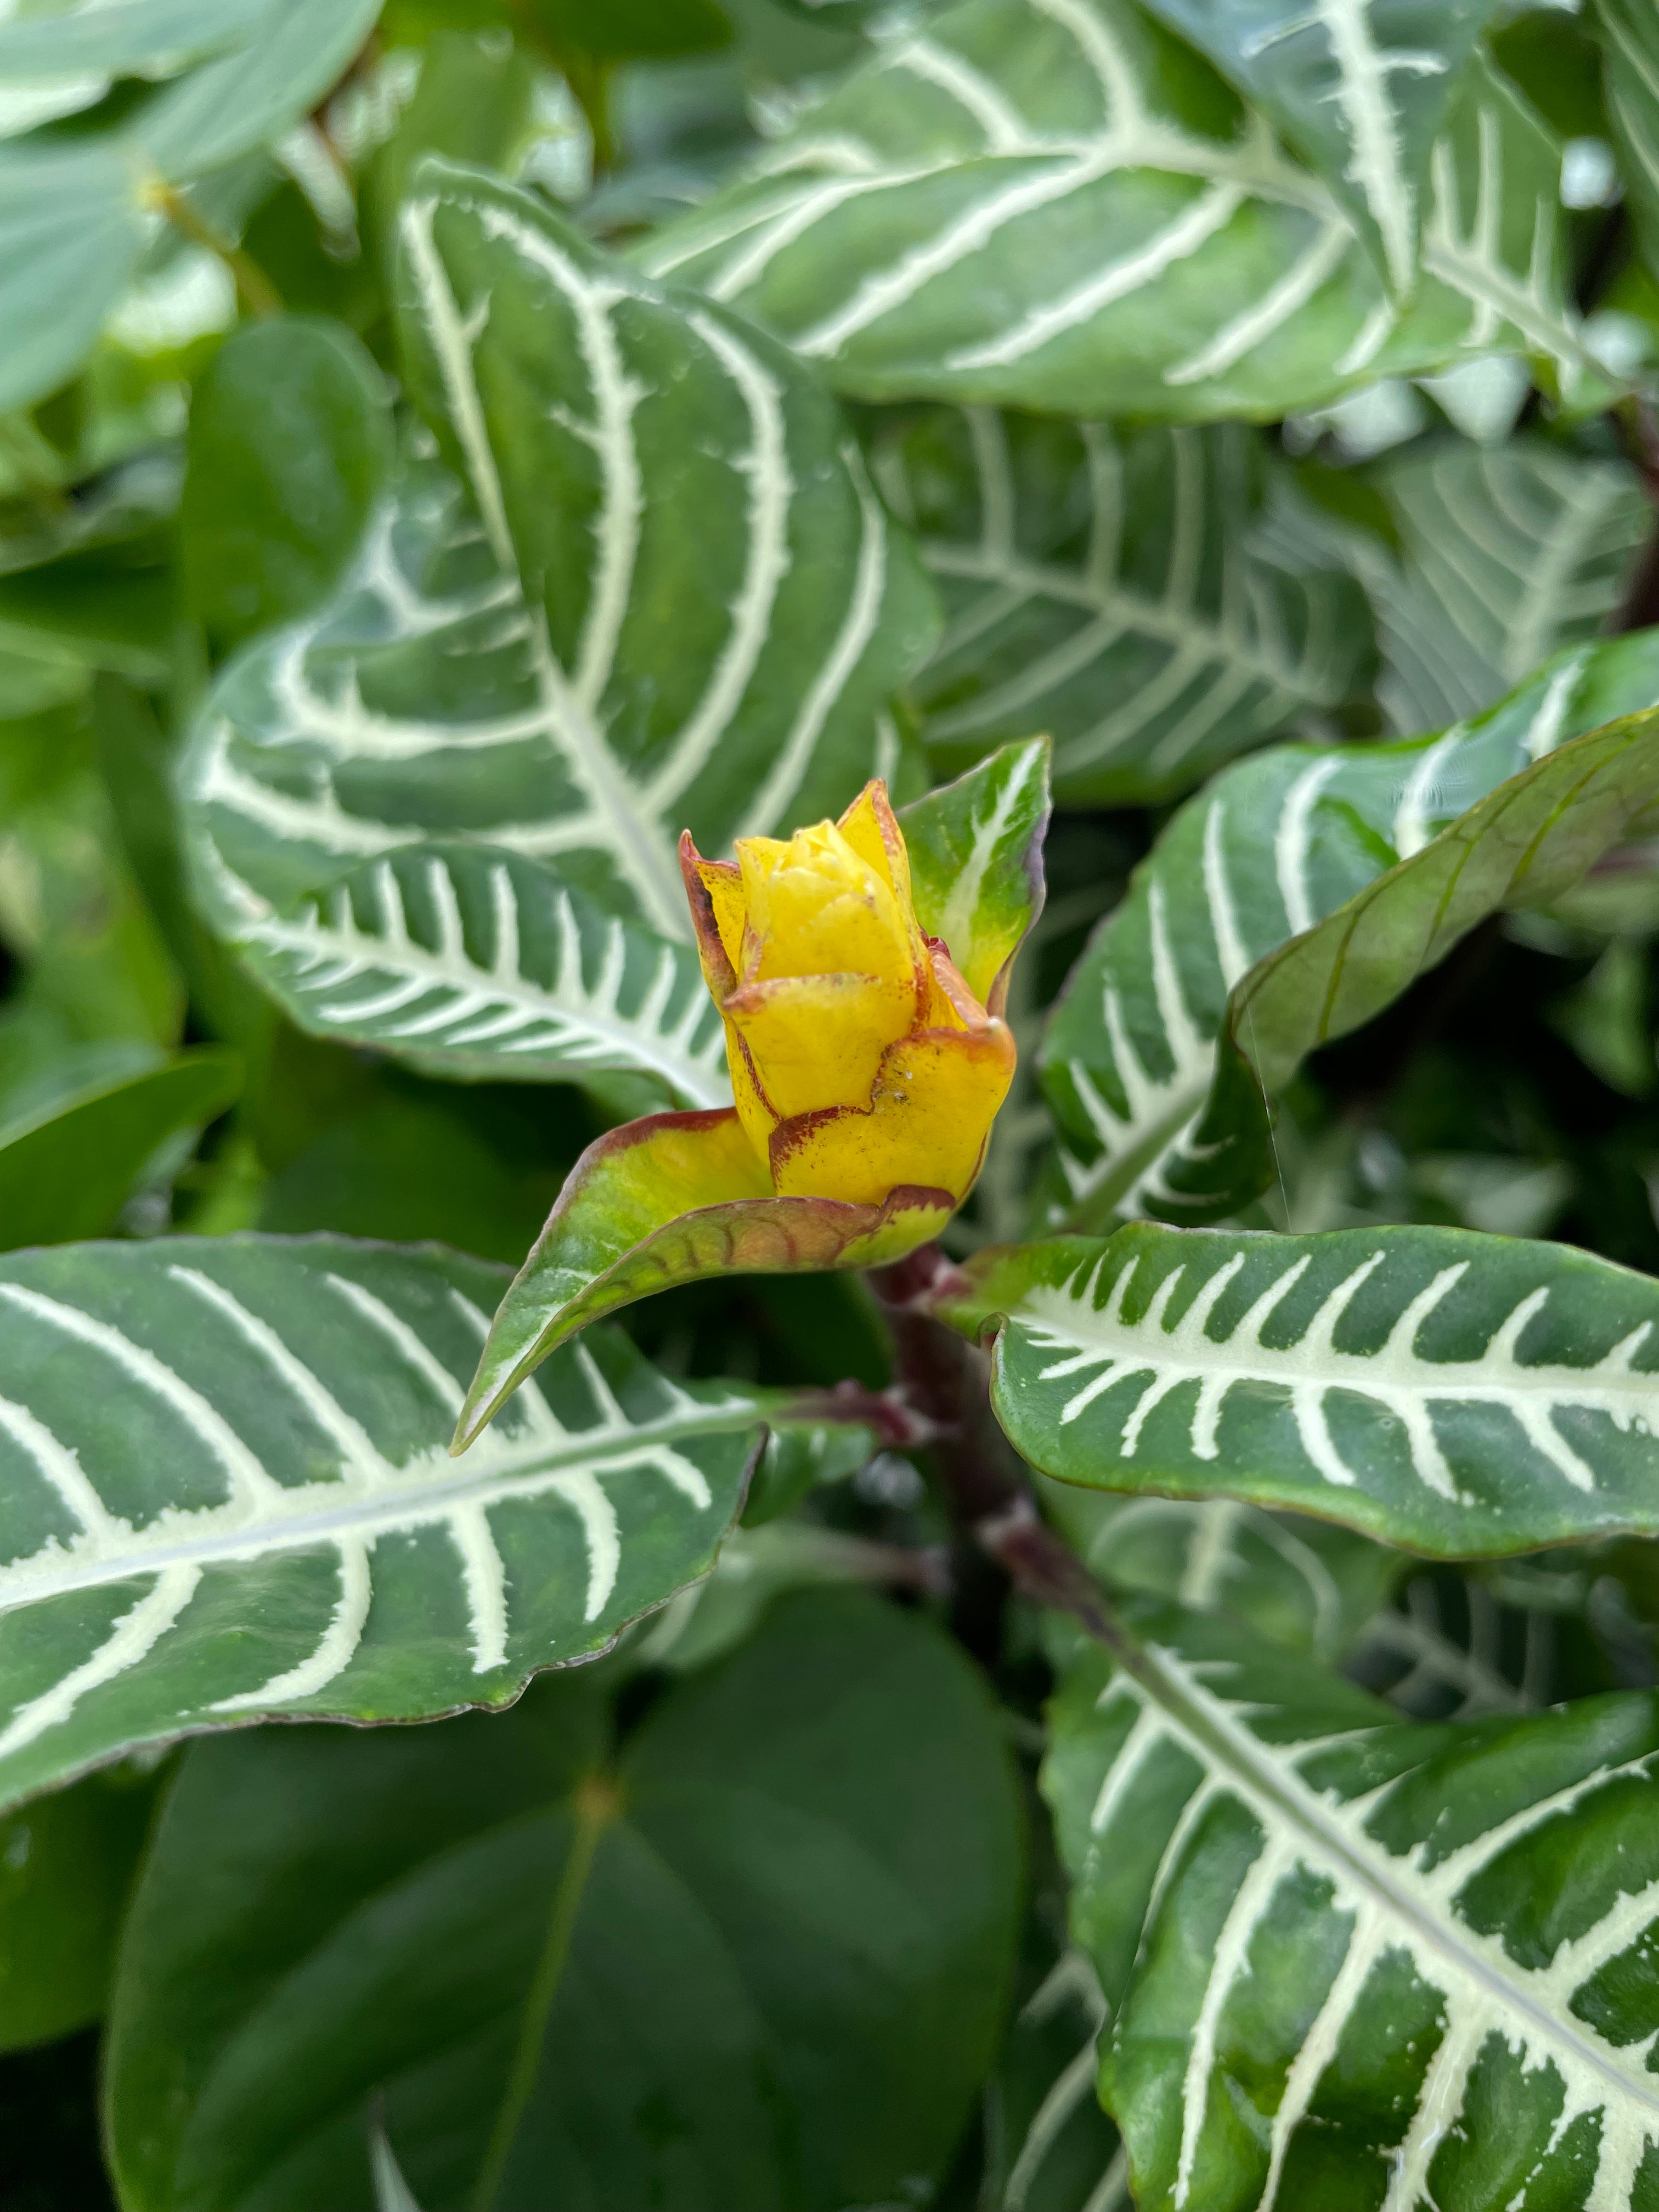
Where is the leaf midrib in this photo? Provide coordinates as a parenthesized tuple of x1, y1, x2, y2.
(1123, 1629, 1659, 2122)
(0, 1406, 759, 1611)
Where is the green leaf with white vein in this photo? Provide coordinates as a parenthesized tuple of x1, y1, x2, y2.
(1593, 0, 1659, 284)
(641, 0, 1599, 422)
(1136, 0, 1500, 293)
(394, 159, 936, 935)
(966, 1222, 1659, 1558)
(227, 843, 731, 1107)
(868, 407, 1373, 804)
(0, 1235, 761, 1815)
(1046, 1598, 1659, 2211)
(1356, 438, 1650, 737)
(897, 735, 1051, 1008)
(1040, 630, 1659, 1227)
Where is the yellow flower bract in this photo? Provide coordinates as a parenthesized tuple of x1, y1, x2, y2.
(679, 782, 1015, 1210)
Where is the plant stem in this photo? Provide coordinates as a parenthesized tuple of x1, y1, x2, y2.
(146, 179, 283, 320)
(470, 1772, 620, 2211)
(1613, 396, 1659, 634)
(866, 1245, 1124, 1657)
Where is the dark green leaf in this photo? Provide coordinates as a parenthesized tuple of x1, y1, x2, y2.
(106, 1589, 1023, 2211)
(959, 1221, 1659, 1558)
(0, 1234, 764, 1812)
(179, 318, 394, 653)
(1046, 1597, 1659, 2210)
(0, 1049, 240, 1250)
(0, 1763, 157, 2055)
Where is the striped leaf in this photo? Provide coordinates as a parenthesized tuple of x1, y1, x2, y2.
(1042, 1480, 1403, 1660)
(898, 734, 1052, 1007)
(959, 1222, 1659, 1558)
(1046, 1598, 1659, 2211)
(641, 0, 1599, 422)
(1041, 631, 1659, 1226)
(229, 843, 731, 1107)
(183, 161, 936, 1081)
(0, 1235, 763, 1815)
(1594, 0, 1659, 282)
(1137, 0, 1499, 294)
(868, 408, 1373, 804)
(1269, 438, 1651, 737)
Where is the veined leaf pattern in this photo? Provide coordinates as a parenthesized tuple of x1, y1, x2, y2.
(642, 0, 1599, 422)
(228, 842, 730, 1107)
(1262, 438, 1650, 736)
(1040, 630, 1659, 1223)
(1047, 1601, 1659, 2211)
(971, 1223, 1659, 1557)
(868, 407, 1373, 803)
(1137, 0, 1499, 293)
(183, 162, 935, 1085)
(1594, 0, 1659, 281)
(0, 1237, 762, 1814)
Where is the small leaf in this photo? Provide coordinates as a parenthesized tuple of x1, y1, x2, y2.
(179, 318, 394, 652)
(224, 843, 732, 1106)
(0, 1049, 240, 1251)
(1047, 1597, 1659, 2209)
(455, 1109, 951, 1451)
(106, 1589, 1023, 2211)
(873, 409, 1374, 804)
(0, 1235, 764, 1813)
(1041, 631, 1659, 1226)
(957, 1221, 1659, 1557)
(897, 735, 1050, 1010)
(1137, 0, 1500, 294)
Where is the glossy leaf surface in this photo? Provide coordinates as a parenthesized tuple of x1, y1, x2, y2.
(0, 1050, 240, 1251)
(1041, 633, 1659, 1224)
(644, 0, 1597, 421)
(871, 408, 1373, 803)
(961, 1223, 1659, 1556)
(107, 1589, 1023, 2211)
(897, 735, 1051, 1008)
(0, 1236, 761, 1813)
(1047, 1600, 1659, 2211)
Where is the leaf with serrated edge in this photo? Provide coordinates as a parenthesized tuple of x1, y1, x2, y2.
(1047, 1597, 1659, 2210)
(897, 735, 1050, 1012)
(230, 843, 730, 1106)
(0, 1235, 764, 1814)
(1137, 0, 1499, 294)
(1041, 631, 1659, 1227)
(643, 0, 1601, 421)
(954, 1223, 1659, 1558)
(872, 409, 1373, 804)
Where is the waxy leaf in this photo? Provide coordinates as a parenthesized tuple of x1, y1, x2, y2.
(107, 1590, 1022, 2211)
(957, 1223, 1659, 1558)
(0, 1049, 240, 1251)
(1047, 1599, 1659, 2211)
(898, 735, 1051, 1009)
(871, 409, 1373, 804)
(0, 1236, 763, 1814)
(1042, 632, 1659, 1225)
(231, 844, 731, 1107)
(184, 165, 935, 1087)
(180, 318, 395, 653)
(455, 1109, 952, 1451)
(1351, 438, 1650, 736)
(0, 0, 268, 84)
(644, 0, 1598, 421)
(1137, 0, 1499, 294)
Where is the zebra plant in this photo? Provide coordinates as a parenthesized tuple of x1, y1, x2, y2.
(7, 3, 1659, 2209)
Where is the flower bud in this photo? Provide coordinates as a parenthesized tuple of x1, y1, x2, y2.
(680, 782, 1015, 1209)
